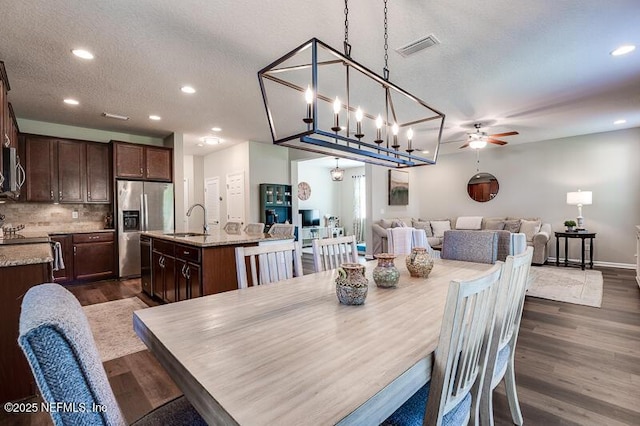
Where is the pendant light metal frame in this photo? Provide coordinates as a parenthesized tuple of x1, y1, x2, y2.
(330, 158, 345, 181)
(258, 38, 446, 168)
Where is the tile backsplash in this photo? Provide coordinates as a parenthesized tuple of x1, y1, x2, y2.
(0, 203, 112, 234)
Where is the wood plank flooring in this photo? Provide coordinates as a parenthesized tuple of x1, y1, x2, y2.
(2, 265, 639, 425)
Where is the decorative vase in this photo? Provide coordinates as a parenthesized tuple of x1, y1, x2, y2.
(566, 226, 575, 232)
(335, 263, 369, 305)
(405, 247, 434, 278)
(373, 253, 400, 288)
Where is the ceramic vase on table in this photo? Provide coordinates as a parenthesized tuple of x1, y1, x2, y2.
(335, 263, 369, 305)
(373, 253, 400, 288)
(405, 247, 434, 278)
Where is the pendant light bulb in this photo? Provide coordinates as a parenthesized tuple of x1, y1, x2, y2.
(392, 123, 399, 135)
(355, 107, 363, 122)
(376, 115, 383, 129)
(407, 128, 414, 140)
(333, 97, 341, 114)
(305, 86, 313, 104)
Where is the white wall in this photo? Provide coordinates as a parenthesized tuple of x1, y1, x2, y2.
(297, 160, 341, 222)
(183, 155, 205, 232)
(202, 142, 250, 226)
(412, 127, 640, 266)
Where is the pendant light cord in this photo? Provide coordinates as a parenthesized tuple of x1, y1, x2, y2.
(383, 0, 389, 80)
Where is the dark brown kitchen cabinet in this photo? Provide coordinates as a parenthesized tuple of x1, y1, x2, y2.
(23, 135, 111, 203)
(73, 232, 116, 281)
(113, 141, 173, 182)
(175, 243, 202, 301)
(51, 234, 74, 283)
(85, 142, 111, 203)
(0, 261, 51, 403)
(152, 239, 176, 303)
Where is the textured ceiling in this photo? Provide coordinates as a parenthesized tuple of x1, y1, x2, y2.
(1, 0, 638, 156)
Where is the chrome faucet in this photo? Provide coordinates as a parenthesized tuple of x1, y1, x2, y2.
(186, 203, 209, 234)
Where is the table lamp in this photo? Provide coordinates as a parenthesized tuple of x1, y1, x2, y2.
(566, 190, 592, 230)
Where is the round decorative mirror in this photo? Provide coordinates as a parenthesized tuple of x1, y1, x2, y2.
(467, 172, 499, 202)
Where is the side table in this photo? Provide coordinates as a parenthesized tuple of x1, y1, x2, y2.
(555, 231, 596, 270)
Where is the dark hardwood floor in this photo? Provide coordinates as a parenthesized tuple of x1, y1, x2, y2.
(2, 266, 639, 425)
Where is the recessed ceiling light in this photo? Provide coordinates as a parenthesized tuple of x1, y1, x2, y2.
(181, 85, 196, 94)
(71, 49, 94, 60)
(203, 137, 222, 145)
(211, 127, 222, 132)
(197, 143, 204, 147)
(63, 98, 79, 105)
(613, 119, 627, 125)
(610, 45, 636, 56)
(149, 115, 161, 121)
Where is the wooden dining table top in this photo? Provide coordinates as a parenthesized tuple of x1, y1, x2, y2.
(133, 257, 492, 426)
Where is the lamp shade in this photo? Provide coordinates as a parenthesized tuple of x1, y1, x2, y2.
(566, 190, 592, 205)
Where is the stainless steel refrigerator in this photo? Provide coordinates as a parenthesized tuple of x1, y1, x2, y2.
(117, 180, 174, 277)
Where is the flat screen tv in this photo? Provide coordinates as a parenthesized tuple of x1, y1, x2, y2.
(300, 209, 320, 227)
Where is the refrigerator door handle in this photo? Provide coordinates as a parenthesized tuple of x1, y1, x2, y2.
(144, 194, 149, 231)
(140, 194, 145, 231)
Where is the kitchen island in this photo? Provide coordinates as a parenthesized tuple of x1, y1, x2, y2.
(0, 242, 53, 403)
(141, 230, 292, 302)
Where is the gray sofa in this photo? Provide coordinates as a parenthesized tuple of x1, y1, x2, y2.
(371, 216, 551, 265)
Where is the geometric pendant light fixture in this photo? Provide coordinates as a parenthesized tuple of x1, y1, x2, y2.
(258, 0, 446, 168)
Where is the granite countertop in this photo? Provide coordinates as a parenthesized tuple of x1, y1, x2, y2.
(143, 230, 293, 247)
(0, 243, 53, 267)
(48, 229, 115, 236)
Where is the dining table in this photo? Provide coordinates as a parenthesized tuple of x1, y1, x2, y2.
(133, 256, 493, 425)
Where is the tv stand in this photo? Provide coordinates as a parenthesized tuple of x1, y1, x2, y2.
(301, 227, 344, 247)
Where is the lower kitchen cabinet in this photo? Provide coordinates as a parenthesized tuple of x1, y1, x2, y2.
(0, 261, 51, 403)
(175, 243, 202, 300)
(50, 231, 116, 284)
(152, 239, 176, 303)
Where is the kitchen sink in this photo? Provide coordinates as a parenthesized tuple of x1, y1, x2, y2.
(165, 232, 207, 237)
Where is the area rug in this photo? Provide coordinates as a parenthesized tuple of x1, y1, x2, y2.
(83, 297, 149, 361)
(527, 266, 603, 308)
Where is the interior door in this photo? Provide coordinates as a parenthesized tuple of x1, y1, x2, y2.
(226, 171, 245, 225)
(205, 177, 221, 231)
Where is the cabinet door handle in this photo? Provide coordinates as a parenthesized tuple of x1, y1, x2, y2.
(50, 190, 54, 200)
(186, 266, 191, 280)
(140, 167, 144, 175)
(181, 263, 187, 277)
(87, 191, 91, 200)
(73, 246, 77, 255)
(59, 191, 63, 200)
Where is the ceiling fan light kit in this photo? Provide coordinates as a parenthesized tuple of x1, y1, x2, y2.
(257, 0, 445, 168)
(459, 123, 518, 149)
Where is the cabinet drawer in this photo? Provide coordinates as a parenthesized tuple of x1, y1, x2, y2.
(153, 239, 175, 256)
(175, 244, 201, 263)
(73, 232, 114, 243)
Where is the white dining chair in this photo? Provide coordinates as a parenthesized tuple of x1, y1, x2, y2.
(383, 263, 503, 426)
(510, 232, 527, 255)
(267, 223, 295, 238)
(235, 241, 302, 288)
(311, 235, 358, 272)
(224, 221, 242, 233)
(481, 246, 533, 426)
(244, 222, 265, 234)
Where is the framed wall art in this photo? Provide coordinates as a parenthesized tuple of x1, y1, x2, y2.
(388, 169, 409, 206)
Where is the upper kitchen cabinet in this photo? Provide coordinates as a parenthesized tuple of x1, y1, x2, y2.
(113, 141, 173, 182)
(23, 134, 111, 204)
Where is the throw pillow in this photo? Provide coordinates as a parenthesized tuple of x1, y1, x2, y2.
(430, 220, 451, 238)
(455, 216, 483, 230)
(412, 220, 433, 237)
(380, 219, 393, 229)
(484, 220, 506, 230)
(392, 219, 408, 228)
(503, 219, 521, 233)
(519, 219, 542, 242)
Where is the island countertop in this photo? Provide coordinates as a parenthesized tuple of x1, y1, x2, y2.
(142, 230, 292, 247)
(0, 243, 53, 267)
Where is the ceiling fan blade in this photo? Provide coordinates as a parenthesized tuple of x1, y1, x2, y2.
(459, 142, 470, 149)
(487, 139, 508, 145)
(489, 131, 519, 138)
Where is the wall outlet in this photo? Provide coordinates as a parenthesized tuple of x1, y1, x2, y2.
(72, 210, 79, 219)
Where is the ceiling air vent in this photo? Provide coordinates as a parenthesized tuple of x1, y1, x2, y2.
(396, 34, 440, 57)
(102, 112, 130, 121)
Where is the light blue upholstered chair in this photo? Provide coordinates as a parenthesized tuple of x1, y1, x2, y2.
(382, 263, 503, 426)
(18, 283, 206, 426)
(441, 230, 499, 264)
(481, 247, 534, 426)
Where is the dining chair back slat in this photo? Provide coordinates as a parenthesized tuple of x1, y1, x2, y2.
(311, 235, 358, 272)
(235, 241, 302, 288)
(481, 246, 534, 426)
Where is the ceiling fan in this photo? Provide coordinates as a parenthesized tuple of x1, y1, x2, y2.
(459, 123, 519, 149)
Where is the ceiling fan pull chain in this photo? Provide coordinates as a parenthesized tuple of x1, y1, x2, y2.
(476, 149, 480, 172)
(343, 0, 351, 57)
(383, 0, 389, 80)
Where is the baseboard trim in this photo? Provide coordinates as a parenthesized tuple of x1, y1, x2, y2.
(547, 257, 635, 270)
